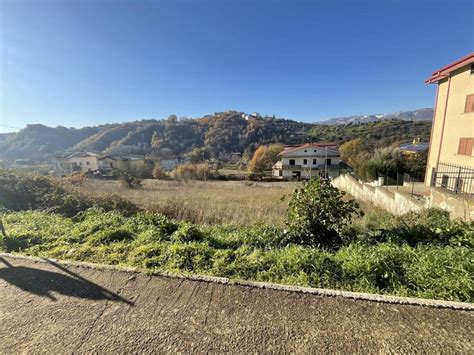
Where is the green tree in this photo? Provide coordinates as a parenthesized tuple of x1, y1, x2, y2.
(284, 178, 359, 249)
(363, 147, 405, 180)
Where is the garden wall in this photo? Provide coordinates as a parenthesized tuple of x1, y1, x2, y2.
(332, 174, 473, 221)
(332, 174, 424, 215)
(427, 188, 474, 222)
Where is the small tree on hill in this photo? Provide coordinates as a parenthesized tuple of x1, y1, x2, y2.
(284, 178, 359, 249)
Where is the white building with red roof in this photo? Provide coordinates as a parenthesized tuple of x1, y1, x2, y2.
(272, 143, 341, 180)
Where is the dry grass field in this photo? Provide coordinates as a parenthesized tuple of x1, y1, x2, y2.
(79, 179, 298, 226)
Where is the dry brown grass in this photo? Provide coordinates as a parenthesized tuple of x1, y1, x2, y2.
(78, 179, 298, 226)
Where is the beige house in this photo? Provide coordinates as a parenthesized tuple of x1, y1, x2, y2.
(98, 155, 146, 171)
(425, 53, 474, 194)
(51, 152, 99, 174)
(272, 143, 341, 180)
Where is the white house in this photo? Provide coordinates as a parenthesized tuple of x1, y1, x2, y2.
(272, 143, 341, 180)
(51, 152, 99, 175)
(69, 152, 99, 172)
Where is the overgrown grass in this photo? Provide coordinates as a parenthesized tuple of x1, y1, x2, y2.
(1, 208, 472, 302)
(77, 179, 295, 226)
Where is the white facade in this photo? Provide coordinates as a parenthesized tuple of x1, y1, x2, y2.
(273, 144, 341, 180)
(51, 152, 99, 175)
(69, 154, 99, 172)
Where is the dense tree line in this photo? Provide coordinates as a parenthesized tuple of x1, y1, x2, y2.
(0, 111, 432, 160)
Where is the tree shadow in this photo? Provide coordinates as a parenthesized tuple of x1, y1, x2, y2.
(0, 257, 134, 305)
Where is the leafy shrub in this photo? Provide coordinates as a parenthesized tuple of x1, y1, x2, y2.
(171, 164, 212, 180)
(118, 168, 143, 188)
(152, 165, 166, 179)
(284, 178, 360, 249)
(0, 170, 140, 217)
(343, 208, 474, 248)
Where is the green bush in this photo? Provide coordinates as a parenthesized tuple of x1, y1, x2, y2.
(285, 178, 359, 249)
(0, 170, 139, 217)
(343, 208, 474, 248)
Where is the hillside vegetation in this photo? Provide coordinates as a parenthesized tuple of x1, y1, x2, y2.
(0, 111, 432, 160)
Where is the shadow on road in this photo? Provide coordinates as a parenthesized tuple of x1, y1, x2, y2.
(0, 257, 134, 305)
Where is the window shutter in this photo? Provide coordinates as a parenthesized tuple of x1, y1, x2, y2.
(465, 94, 474, 113)
(458, 138, 467, 155)
(466, 138, 474, 156)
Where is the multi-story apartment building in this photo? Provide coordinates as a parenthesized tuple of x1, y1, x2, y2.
(425, 53, 474, 194)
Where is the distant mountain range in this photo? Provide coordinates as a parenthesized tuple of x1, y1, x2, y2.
(0, 109, 433, 161)
(320, 108, 433, 125)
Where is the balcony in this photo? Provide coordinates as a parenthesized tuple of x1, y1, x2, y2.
(281, 164, 338, 171)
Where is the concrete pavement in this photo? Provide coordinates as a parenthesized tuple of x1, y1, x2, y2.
(1, 255, 473, 353)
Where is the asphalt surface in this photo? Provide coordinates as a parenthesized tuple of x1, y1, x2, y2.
(1, 255, 473, 353)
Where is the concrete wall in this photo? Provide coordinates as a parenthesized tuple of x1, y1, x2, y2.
(332, 174, 424, 215)
(333, 174, 473, 221)
(427, 188, 474, 221)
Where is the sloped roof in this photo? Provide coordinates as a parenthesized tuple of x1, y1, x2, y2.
(280, 143, 339, 156)
(399, 143, 429, 152)
(425, 53, 474, 84)
(98, 155, 144, 161)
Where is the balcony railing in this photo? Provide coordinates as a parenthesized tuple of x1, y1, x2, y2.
(281, 164, 338, 171)
(431, 162, 474, 196)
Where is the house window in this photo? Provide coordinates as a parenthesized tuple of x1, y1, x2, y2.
(289, 159, 295, 165)
(471, 64, 474, 75)
(457, 138, 474, 156)
(109, 162, 114, 168)
(303, 159, 307, 165)
(312, 159, 317, 165)
(86, 161, 90, 165)
(465, 94, 474, 113)
(326, 158, 332, 166)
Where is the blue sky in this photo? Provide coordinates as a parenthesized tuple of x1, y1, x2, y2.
(1, 0, 473, 133)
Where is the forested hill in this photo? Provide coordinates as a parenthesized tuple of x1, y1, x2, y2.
(0, 111, 432, 160)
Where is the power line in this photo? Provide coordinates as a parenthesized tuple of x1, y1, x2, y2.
(0, 124, 21, 130)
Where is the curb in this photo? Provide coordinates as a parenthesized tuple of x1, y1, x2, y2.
(1, 253, 473, 311)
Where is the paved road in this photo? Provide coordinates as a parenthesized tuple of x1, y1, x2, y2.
(1, 255, 473, 353)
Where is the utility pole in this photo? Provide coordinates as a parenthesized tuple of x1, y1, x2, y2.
(324, 147, 328, 178)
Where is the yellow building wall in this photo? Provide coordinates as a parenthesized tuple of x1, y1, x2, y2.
(425, 65, 474, 186)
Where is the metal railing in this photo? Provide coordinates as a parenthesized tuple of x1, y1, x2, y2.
(431, 162, 474, 196)
(377, 172, 423, 196)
